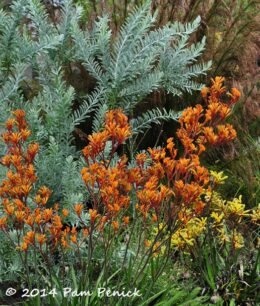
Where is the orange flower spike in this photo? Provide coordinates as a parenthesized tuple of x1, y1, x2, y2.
(36, 234, 47, 246)
(21, 184, 32, 197)
(2, 198, 10, 206)
(159, 185, 172, 199)
(105, 109, 131, 144)
(229, 126, 237, 139)
(41, 197, 49, 206)
(42, 208, 53, 222)
(82, 146, 90, 159)
(70, 227, 78, 244)
(20, 129, 31, 141)
(9, 132, 21, 145)
(89, 209, 98, 223)
(174, 180, 184, 192)
(12, 157, 22, 170)
(24, 231, 35, 245)
(166, 137, 177, 158)
(101, 216, 107, 224)
(210, 76, 226, 97)
(26, 164, 36, 180)
(148, 147, 166, 162)
(34, 207, 41, 216)
(34, 194, 42, 205)
(229, 87, 241, 105)
(1, 155, 12, 167)
(5, 119, 16, 131)
(20, 242, 28, 252)
(0, 216, 8, 229)
(176, 158, 190, 175)
(81, 167, 91, 185)
(203, 127, 218, 145)
(144, 240, 151, 248)
(194, 200, 205, 214)
(52, 215, 63, 229)
(14, 199, 25, 210)
(115, 110, 129, 126)
(123, 216, 129, 225)
(176, 130, 196, 154)
(6, 170, 16, 182)
(25, 215, 34, 227)
(5, 205, 15, 216)
(204, 102, 221, 122)
(113, 203, 121, 213)
(49, 226, 60, 238)
(87, 130, 110, 158)
(216, 124, 237, 143)
(218, 104, 231, 120)
(34, 213, 42, 225)
(112, 220, 119, 232)
(145, 176, 158, 190)
(74, 203, 84, 217)
(70, 226, 77, 235)
(114, 126, 131, 144)
(61, 236, 70, 249)
(38, 186, 52, 198)
(178, 211, 189, 224)
(184, 183, 203, 202)
(201, 86, 210, 101)
(1, 132, 11, 143)
(192, 166, 209, 185)
(62, 209, 69, 218)
(71, 235, 77, 244)
(10, 186, 23, 198)
(179, 105, 203, 130)
(12, 109, 26, 121)
(152, 214, 158, 222)
(128, 167, 142, 185)
(26, 143, 40, 161)
(136, 153, 147, 167)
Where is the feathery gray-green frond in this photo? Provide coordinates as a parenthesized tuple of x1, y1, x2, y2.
(92, 103, 109, 133)
(130, 108, 180, 136)
(72, 0, 210, 110)
(72, 87, 105, 127)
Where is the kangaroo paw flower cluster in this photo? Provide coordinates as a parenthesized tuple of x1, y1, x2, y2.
(0, 111, 79, 254)
(1, 77, 257, 283)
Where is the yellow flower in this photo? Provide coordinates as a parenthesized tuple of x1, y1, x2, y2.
(211, 212, 224, 224)
(217, 227, 230, 244)
(225, 195, 250, 218)
(171, 218, 207, 250)
(232, 230, 244, 249)
(205, 190, 226, 210)
(210, 171, 228, 185)
(251, 204, 260, 223)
